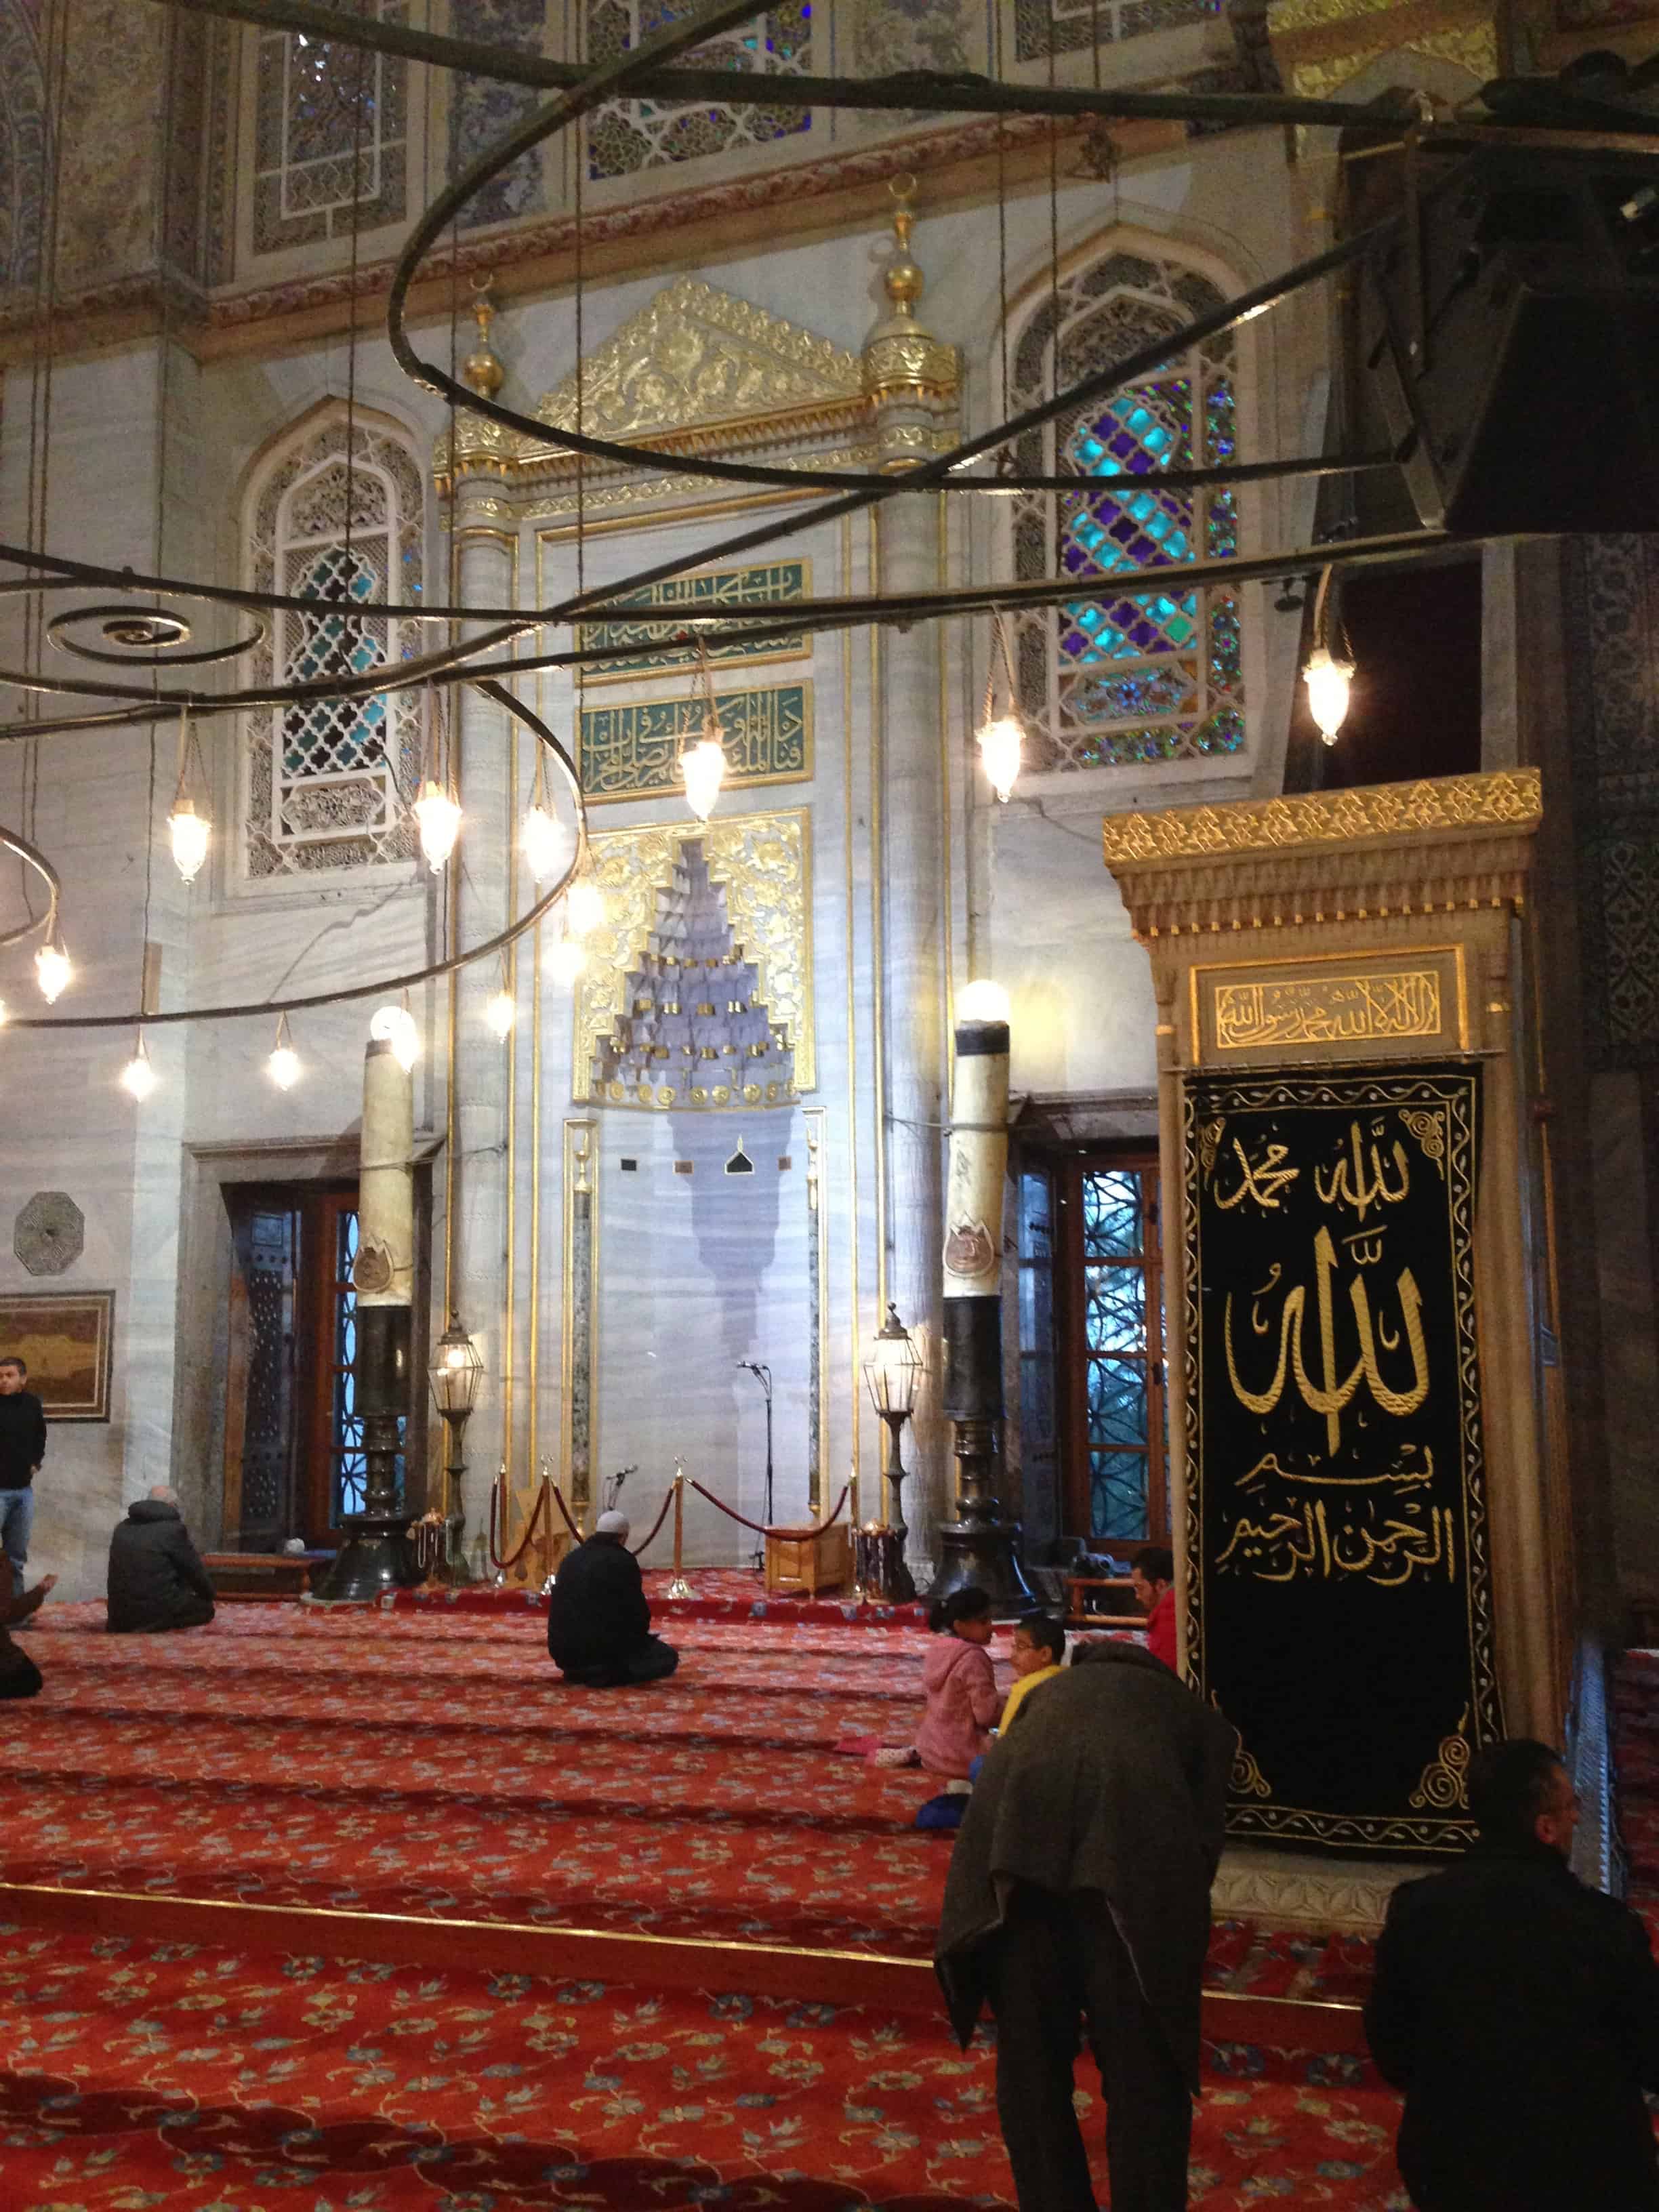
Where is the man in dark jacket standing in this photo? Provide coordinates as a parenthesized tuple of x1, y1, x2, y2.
(546, 1511, 678, 1687)
(936, 1639, 1237, 2212)
(107, 1487, 216, 1633)
(1366, 1735, 1659, 2212)
(0, 1355, 47, 1600)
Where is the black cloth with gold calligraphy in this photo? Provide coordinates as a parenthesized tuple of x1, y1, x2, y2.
(1184, 1065, 1500, 1853)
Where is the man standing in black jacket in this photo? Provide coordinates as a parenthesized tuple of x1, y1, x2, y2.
(546, 1511, 678, 1686)
(1366, 1735, 1659, 2212)
(106, 1487, 216, 1633)
(0, 1355, 47, 1601)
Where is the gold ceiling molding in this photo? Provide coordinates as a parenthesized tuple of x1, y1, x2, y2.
(1101, 771, 1540, 865)
(574, 809, 814, 1106)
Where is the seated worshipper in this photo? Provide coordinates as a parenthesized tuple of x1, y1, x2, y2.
(546, 1510, 679, 1687)
(1366, 1736, 1659, 2212)
(0, 1573, 55, 1699)
(107, 1486, 216, 1633)
(999, 1611, 1065, 1733)
(869, 1586, 1000, 1782)
(1132, 1542, 1178, 1669)
(937, 1638, 1237, 2212)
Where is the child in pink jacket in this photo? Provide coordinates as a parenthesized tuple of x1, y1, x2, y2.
(872, 1585, 1000, 1779)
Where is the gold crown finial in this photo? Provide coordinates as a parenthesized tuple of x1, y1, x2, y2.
(882, 172, 924, 320)
(463, 273, 505, 399)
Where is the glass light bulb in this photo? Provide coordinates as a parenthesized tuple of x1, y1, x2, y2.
(168, 798, 210, 884)
(680, 735, 725, 823)
(977, 712, 1023, 804)
(268, 1044, 302, 1090)
(369, 1002, 420, 1071)
(413, 779, 462, 872)
(484, 988, 516, 1040)
(35, 941, 70, 1004)
(957, 978, 1011, 1026)
(565, 880, 605, 937)
(550, 937, 587, 987)
(120, 1037, 157, 1100)
(520, 802, 568, 886)
(1303, 647, 1354, 745)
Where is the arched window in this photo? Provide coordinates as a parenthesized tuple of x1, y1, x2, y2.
(1008, 249, 1243, 769)
(242, 410, 424, 879)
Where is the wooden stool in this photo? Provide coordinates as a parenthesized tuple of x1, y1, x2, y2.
(202, 1553, 320, 1603)
(764, 1521, 851, 1598)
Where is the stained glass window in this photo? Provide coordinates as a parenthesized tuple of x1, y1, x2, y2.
(1075, 1161, 1165, 1541)
(1009, 251, 1244, 769)
(331, 1208, 367, 1521)
(243, 411, 424, 878)
(252, 2, 409, 257)
(584, 0, 811, 181)
(1014, 0, 1221, 61)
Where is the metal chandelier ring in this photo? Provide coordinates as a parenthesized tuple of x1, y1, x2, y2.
(0, 826, 62, 955)
(2, 680, 583, 1029)
(45, 601, 270, 668)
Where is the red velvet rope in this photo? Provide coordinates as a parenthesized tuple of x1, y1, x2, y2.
(489, 1474, 551, 1571)
(549, 1481, 583, 1542)
(628, 1485, 677, 1556)
(687, 1478, 849, 1542)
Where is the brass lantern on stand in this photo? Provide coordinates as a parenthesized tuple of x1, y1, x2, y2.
(428, 1312, 483, 1584)
(861, 1304, 923, 1601)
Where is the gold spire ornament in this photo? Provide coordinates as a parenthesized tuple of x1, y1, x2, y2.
(861, 174, 960, 450)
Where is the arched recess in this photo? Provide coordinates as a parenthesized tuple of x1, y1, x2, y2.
(238, 400, 426, 883)
(0, 0, 45, 300)
(1000, 231, 1257, 771)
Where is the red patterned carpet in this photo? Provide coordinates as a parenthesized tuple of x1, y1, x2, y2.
(3, 1604, 1373, 2005)
(0, 1922, 1406, 2211)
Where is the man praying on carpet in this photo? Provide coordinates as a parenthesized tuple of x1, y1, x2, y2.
(936, 1637, 1237, 2212)
(0, 1572, 56, 1699)
(546, 1509, 679, 1688)
(1365, 1735, 1659, 2212)
(0, 1354, 47, 1603)
(106, 1486, 216, 1634)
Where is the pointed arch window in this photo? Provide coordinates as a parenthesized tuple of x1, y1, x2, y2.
(243, 413, 424, 879)
(1008, 250, 1244, 769)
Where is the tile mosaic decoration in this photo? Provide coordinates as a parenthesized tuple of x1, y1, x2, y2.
(449, 0, 546, 228)
(584, 0, 811, 181)
(252, 0, 409, 256)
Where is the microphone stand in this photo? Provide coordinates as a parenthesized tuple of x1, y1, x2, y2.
(737, 1361, 775, 1573)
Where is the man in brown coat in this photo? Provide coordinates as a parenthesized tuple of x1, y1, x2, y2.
(936, 1639, 1237, 2212)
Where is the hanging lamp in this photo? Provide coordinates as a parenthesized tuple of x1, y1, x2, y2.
(977, 609, 1026, 803)
(267, 1011, 301, 1090)
(119, 1029, 157, 1100)
(484, 958, 516, 1040)
(370, 994, 420, 1071)
(1302, 565, 1355, 746)
(35, 930, 71, 1004)
(413, 684, 462, 871)
(167, 708, 211, 885)
(679, 634, 725, 823)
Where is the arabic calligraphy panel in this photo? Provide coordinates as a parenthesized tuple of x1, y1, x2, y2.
(1183, 1063, 1500, 1854)
(579, 683, 813, 804)
(1188, 946, 1468, 1066)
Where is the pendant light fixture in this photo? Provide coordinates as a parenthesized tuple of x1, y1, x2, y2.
(370, 994, 420, 1071)
(679, 634, 726, 823)
(565, 877, 605, 938)
(35, 930, 71, 1004)
(549, 933, 587, 988)
(977, 609, 1025, 804)
(167, 706, 211, 885)
(267, 1011, 301, 1090)
(413, 684, 462, 872)
(119, 1029, 157, 1100)
(1302, 565, 1355, 746)
(484, 958, 516, 1039)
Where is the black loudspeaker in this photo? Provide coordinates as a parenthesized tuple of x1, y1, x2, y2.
(1359, 146, 1659, 534)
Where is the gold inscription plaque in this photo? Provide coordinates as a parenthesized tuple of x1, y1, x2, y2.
(1214, 969, 1442, 1052)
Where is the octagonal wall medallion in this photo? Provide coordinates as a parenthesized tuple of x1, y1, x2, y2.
(14, 1191, 84, 1277)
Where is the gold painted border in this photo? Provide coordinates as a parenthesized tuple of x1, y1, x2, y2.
(1187, 943, 1470, 1062)
(562, 1118, 598, 1510)
(581, 684, 815, 807)
(575, 556, 813, 687)
(1104, 768, 1542, 865)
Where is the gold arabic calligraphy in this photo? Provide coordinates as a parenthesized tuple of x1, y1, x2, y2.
(1216, 1496, 1457, 1586)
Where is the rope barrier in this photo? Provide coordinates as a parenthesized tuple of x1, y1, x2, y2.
(489, 1472, 552, 1572)
(687, 1478, 849, 1543)
(549, 1481, 583, 1544)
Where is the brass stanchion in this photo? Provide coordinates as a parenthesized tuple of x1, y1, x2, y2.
(849, 1469, 865, 1603)
(665, 1458, 693, 1599)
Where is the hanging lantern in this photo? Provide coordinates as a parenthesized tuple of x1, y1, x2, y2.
(167, 796, 210, 884)
(484, 961, 516, 1040)
(35, 934, 71, 1004)
(370, 999, 420, 1071)
(680, 735, 725, 823)
(565, 878, 605, 938)
(267, 1012, 301, 1090)
(119, 1030, 157, 1100)
(413, 779, 462, 872)
(1302, 645, 1355, 746)
(977, 611, 1024, 804)
(549, 936, 587, 988)
(521, 801, 567, 886)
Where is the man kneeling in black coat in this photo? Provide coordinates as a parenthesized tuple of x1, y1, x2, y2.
(1366, 1735, 1659, 2212)
(546, 1511, 678, 1687)
(107, 1487, 216, 1633)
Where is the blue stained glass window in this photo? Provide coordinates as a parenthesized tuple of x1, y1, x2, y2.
(329, 1207, 402, 1526)
(1078, 1162, 1164, 1544)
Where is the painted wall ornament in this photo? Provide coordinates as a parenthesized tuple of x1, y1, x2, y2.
(14, 1190, 84, 1277)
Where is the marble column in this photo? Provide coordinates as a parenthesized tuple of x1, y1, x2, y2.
(863, 187, 961, 1570)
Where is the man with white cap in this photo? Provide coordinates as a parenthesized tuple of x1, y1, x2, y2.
(546, 1509, 679, 1687)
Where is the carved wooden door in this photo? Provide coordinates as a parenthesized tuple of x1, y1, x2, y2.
(224, 1195, 300, 1551)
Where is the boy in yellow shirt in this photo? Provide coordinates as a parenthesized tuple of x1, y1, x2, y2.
(998, 1611, 1065, 1733)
